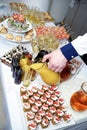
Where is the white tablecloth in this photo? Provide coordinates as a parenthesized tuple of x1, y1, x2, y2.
(0, 33, 87, 130)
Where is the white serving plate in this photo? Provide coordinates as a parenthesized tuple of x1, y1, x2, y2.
(4, 18, 33, 34)
(0, 20, 36, 43)
(0, 29, 36, 43)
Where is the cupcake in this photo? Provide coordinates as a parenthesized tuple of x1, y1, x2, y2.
(27, 89, 33, 97)
(22, 93, 29, 102)
(48, 87, 54, 94)
(42, 103, 48, 111)
(38, 89, 44, 96)
(20, 86, 26, 96)
(31, 105, 39, 113)
(42, 85, 48, 91)
(32, 86, 38, 93)
(41, 118, 49, 128)
(49, 106, 56, 114)
(26, 111, 35, 120)
(34, 115, 42, 124)
(41, 96, 47, 103)
(35, 100, 42, 107)
(29, 97, 35, 105)
(56, 109, 64, 117)
(52, 116, 60, 124)
(51, 85, 58, 91)
(53, 101, 60, 108)
(63, 114, 72, 122)
(59, 98, 64, 105)
(47, 99, 53, 106)
(33, 93, 40, 100)
(54, 90, 61, 97)
(23, 102, 30, 112)
(38, 109, 45, 117)
(44, 91, 50, 99)
(45, 112, 53, 121)
(28, 122, 37, 130)
(51, 94, 57, 101)
(59, 106, 67, 113)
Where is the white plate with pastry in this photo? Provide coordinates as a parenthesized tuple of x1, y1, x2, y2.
(0, 23, 36, 43)
(4, 13, 33, 33)
(5, 18, 33, 34)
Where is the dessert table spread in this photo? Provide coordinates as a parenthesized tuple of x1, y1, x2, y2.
(0, 29, 87, 130)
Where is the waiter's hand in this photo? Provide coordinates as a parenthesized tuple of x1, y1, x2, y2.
(42, 49, 68, 73)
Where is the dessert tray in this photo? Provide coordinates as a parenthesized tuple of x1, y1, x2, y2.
(0, 20, 36, 43)
(0, 45, 29, 67)
(16, 78, 75, 130)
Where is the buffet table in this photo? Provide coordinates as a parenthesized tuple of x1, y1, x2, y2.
(0, 32, 87, 130)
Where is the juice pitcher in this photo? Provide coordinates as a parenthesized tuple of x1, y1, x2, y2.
(30, 63, 60, 85)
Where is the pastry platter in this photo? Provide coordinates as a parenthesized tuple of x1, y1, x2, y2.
(16, 77, 75, 130)
(0, 46, 84, 130)
(0, 19, 36, 43)
(0, 45, 29, 67)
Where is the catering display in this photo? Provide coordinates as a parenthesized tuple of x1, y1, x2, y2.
(19, 84, 74, 130)
(9, 1, 54, 26)
(0, 13, 36, 43)
(0, 8, 83, 86)
(0, 44, 83, 87)
(0, 2, 87, 130)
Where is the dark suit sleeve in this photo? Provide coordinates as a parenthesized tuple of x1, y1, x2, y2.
(60, 43, 78, 61)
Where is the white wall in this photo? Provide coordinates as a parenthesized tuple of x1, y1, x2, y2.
(0, 0, 51, 12)
(20, 0, 51, 12)
(49, 0, 71, 23)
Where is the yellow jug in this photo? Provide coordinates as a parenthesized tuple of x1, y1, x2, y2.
(30, 63, 60, 85)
